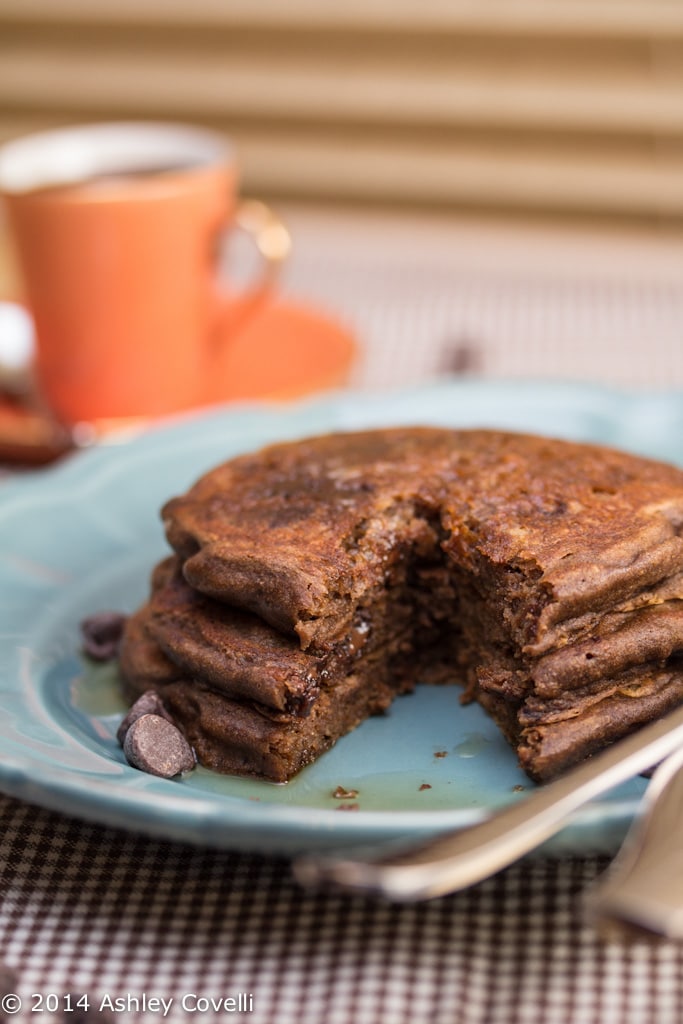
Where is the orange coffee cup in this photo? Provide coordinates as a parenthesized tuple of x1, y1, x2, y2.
(0, 122, 290, 428)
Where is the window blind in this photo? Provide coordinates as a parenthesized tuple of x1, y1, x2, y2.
(0, 0, 680, 222)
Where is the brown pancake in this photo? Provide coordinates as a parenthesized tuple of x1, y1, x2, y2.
(124, 521, 454, 719)
(163, 428, 683, 655)
(140, 670, 399, 782)
(142, 557, 328, 716)
(119, 427, 683, 783)
(119, 591, 421, 781)
(119, 613, 407, 780)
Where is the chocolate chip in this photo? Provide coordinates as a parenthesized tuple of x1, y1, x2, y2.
(80, 611, 127, 661)
(116, 690, 174, 745)
(123, 714, 196, 778)
(439, 336, 484, 376)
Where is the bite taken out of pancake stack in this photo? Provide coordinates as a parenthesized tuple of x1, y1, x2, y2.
(118, 427, 683, 783)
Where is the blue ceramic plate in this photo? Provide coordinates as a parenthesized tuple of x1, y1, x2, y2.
(2, 380, 682, 856)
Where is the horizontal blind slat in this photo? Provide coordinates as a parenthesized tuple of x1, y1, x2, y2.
(0, 46, 681, 135)
(1, 0, 683, 37)
(0, 2, 680, 222)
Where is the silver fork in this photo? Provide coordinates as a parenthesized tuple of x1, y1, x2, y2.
(293, 704, 683, 906)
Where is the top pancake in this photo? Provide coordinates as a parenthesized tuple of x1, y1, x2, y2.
(162, 427, 683, 652)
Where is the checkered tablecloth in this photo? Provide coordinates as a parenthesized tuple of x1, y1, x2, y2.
(4, 793, 682, 1024)
(1, 209, 683, 1024)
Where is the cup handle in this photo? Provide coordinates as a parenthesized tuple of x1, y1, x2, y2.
(233, 198, 291, 293)
(212, 199, 290, 342)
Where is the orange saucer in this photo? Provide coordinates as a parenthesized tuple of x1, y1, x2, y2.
(202, 297, 357, 404)
(0, 297, 358, 459)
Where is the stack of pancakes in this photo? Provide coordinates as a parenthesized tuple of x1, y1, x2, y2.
(119, 427, 683, 782)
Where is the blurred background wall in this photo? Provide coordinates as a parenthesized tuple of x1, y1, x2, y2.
(0, 0, 681, 227)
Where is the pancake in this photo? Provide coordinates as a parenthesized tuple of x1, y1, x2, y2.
(119, 578, 424, 781)
(119, 427, 683, 782)
(162, 428, 683, 652)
